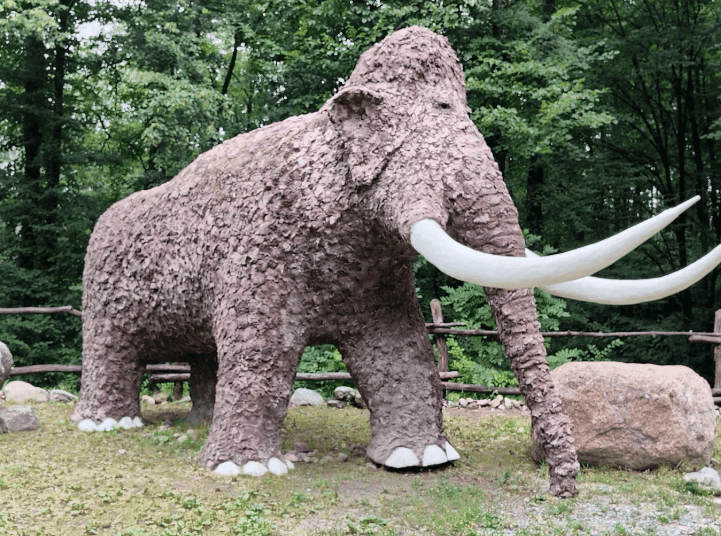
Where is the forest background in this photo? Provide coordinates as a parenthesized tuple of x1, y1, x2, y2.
(1, 0, 720, 394)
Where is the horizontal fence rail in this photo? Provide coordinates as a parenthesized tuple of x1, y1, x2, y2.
(4, 302, 721, 405)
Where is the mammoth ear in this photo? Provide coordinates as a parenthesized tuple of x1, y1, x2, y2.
(328, 86, 385, 131)
(327, 86, 391, 187)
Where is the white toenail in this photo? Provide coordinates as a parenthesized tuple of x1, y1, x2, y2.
(422, 445, 448, 467)
(97, 418, 118, 431)
(385, 447, 419, 468)
(78, 419, 98, 432)
(242, 461, 267, 477)
(268, 457, 288, 475)
(445, 442, 460, 461)
(214, 461, 240, 476)
(118, 417, 134, 429)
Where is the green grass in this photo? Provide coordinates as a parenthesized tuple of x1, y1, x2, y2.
(0, 401, 719, 535)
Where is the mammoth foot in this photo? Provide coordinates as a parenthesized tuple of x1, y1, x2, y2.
(212, 457, 294, 477)
(376, 442, 460, 469)
(77, 416, 144, 431)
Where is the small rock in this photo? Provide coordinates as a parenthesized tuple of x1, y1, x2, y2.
(294, 442, 310, 453)
(327, 399, 344, 409)
(490, 395, 503, 409)
(2, 381, 49, 403)
(177, 434, 188, 443)
(296, 453, 308, 462)
(285, 452, 298, 462)
(338, 453, 348, 462)
(178, 396, 191, 403)
(185, 429, 198, 438)
(353, 392, 366, 408)
(334, 386, 356, 402)
(173, 432, 181, 438)
(0, 342, 13, 386)
(117, 449, 126, 454)
(504, 398, 513, 410)
(510, 399, 521, 409)
(49, 389, 78, 402)
(448, 401, 458, 408)
(141, 395, 156, 405)
(152, 391, 169, 404)
(459, 398, 469, 408)
(0, 406, 39, 432)
(307, 457, 318, 463)
(683, 467, 721, 491)
(365, 461, 377, 470)
(155, 435, 170, 444)
(289, 388, 324, 407)
(478, 399, 490, 407)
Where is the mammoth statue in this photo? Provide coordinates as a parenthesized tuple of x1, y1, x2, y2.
(72, 27, 721, 497)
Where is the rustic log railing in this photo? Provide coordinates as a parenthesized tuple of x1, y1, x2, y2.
(4, 305, 721, 401)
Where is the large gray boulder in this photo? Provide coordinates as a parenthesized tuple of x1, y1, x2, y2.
(0, 342, 13, 386)
(289, 388, 324, 407)
(532, 362, 717, 470)
(0, 405, 39, 432)
(3, 381, 50, 403)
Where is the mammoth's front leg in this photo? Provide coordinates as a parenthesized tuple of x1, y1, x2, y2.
(197, 303, 303, 476)
(339, 301, 459, 469)
(485, 286, 579, 498)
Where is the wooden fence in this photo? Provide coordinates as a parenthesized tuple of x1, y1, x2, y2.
(3, 301, 721, 403)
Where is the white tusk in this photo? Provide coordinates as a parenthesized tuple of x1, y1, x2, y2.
(410, 197, 699, 290)
(526, 245, 721, 305)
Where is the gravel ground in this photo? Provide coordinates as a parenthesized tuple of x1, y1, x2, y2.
(501, 484, 721, 535)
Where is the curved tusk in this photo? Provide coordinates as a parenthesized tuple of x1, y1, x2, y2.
(410, 197, 699, 290)
(526, 245, 721, 305)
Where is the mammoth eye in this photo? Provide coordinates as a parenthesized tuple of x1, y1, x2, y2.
(436, 101, 451, 110)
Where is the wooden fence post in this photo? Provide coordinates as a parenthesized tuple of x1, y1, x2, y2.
(430, 299, 448, 372)
(172, 361, 184, 401)
(714, 310, 721, 389)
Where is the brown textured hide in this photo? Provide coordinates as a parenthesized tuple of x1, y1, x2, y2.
(73, 27, 578, 496)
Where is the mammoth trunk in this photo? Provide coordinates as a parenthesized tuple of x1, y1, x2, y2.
(484, 286, 580, 497)
(445, 188, 579, 497)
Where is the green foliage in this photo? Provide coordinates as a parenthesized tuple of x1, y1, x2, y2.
(294, 345, 352, 398)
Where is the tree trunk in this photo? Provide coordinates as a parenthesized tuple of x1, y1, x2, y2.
(525, 156, 544, 236)
(19, 35, 47, 271)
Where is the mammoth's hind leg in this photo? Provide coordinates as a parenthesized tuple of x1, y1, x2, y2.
(339, 304, 457, 469)
(186, 353, 218, 425)
(197, 301, 305, 476)
(72, 316, 144, 426)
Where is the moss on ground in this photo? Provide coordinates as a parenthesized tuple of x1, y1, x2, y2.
(0, 401, 719, 535)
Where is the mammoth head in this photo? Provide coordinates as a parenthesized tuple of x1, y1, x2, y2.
(327, 27, 721, 305)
